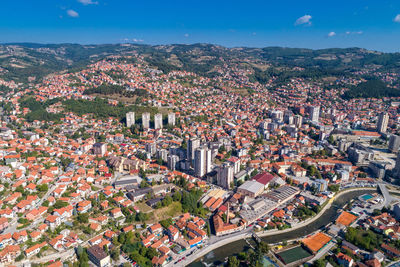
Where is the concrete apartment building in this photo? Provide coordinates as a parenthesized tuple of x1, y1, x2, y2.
(309, 105, 320, 123)
(187, 138, 200, 167)
(377, 112, 389, 133)
(194, 146, 212, 178)
(217, 162, 234, 189)
(154, 113, 163, 129)
(389, 135, 400, 152)
(168, 112, 176, 126)
(126, 112, 135, 128)
(142, 112, 150, 129)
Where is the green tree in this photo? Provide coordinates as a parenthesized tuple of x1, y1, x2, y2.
(227, 256, 240, 267)
(77, 213, 89, 224)
(313, 258, 326, 267)
(111, 249, 120, 261)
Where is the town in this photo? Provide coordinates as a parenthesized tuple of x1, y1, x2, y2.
(0, 43, 400, 267)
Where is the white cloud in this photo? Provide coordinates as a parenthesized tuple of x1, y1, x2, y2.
(346, 31, 363, 35)
(132, 38, 144, 42)
(295, 15, 312, 25)
(67, 9, 79, 17)
(78, 0, 98, 5)
(328, 31, 336, 37)
(184, 33, 189, 37)
(394, 14, 400, 23)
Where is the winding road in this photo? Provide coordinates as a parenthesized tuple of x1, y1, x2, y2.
(176, 187, 376, 267)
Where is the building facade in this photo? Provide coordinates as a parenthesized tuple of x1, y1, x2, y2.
(168, 112, 176, 126)
(126, 112, 135, 128)
(142, 112, 150, 129)
(154, 113, 163, 129)
(377, 112, 389, 133)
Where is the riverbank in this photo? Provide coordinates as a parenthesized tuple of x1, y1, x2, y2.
(184, 187, 376, 267)
(256, 187, 374, 238)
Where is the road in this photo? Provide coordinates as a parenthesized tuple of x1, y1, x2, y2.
(19, 248, 75, 266)
(171, 187, 375, 267)
(379, 183, 392, 207)
(16, 230, 108, 266)
(3, 185, 57, 234)
(307, 240, 336, 264)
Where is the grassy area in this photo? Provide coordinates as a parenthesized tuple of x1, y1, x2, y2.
(149, 201, 183, 223)
(89, 93, 139, 104)
(135, 202, 153, 213)
(229, 88, 251, 96)
(345, 227, 383, 251)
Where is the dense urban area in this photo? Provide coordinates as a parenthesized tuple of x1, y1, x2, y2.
(1, 43, 400, 267)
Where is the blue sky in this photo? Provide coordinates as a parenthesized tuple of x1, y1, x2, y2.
(1, 0, 400, 51)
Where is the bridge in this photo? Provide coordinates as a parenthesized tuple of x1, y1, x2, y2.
(378, 183, 399, 208)
(251, 230, 262, 243)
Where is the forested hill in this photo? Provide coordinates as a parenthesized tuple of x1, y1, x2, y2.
(1, 43, 400, 83)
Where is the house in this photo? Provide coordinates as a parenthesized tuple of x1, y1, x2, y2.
(77, 200, 92, 213)
(25, 242, 47, 258)
(104, 230, 117, 241)
(365, 258, 381, 267)
(381, 243, 400, 259)
(0, 218, 9, 231)
(45, 215, 61, 230)
(109, 208, 124, 219)
(90, 215, 109, 226)
(12, 230, 28, 244)
(49, 235, 64, 250)
(152, 255, 168, 266)
(48, 261, 63, 267)
(90, 222, 101, 232)
(0, 233, 12, 249)
(158, 245, 170, 256)
(186, 222, 207, 239)
(188, 236, 202, 248)
(342, 241, 360, 255)
(87, 245, 111, 267)
(0, 244, 20, 264)
(167, 225, 179, 241)
(53, 205, 73, 221)
(142, 233, 156, 247)
(29, 231, 42, 242)
(122, 225, 134, 233)
(149, 223, 163, 235)
(337, 252, 354, 267)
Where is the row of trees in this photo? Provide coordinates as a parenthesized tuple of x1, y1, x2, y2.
(19, 96, 159, 123)
(226, 241, 270, 267)
(83, 83, 148, 98)
(342, 79, 400, 99)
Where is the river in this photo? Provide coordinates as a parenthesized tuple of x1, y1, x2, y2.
(188, 189, 376, 266)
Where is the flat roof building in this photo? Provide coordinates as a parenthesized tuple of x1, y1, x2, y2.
(87, 245, 110, 267)
(237, 180, 264, 198)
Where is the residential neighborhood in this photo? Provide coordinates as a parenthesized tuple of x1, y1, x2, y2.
(1, 41, 400, 267)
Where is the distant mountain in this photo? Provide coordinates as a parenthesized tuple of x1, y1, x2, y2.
(0, 43, 400, 83)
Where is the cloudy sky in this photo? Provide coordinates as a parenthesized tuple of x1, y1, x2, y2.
(1, 0, 400, 51)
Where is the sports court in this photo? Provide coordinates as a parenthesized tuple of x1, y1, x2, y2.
(276, 246, 312, 265)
